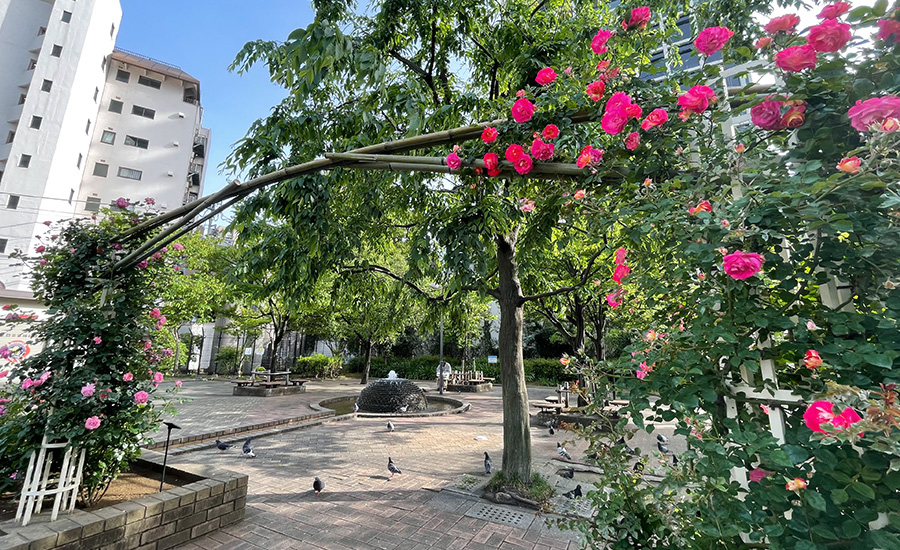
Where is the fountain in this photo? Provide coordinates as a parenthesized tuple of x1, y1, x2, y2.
(355, 371, 428, 413)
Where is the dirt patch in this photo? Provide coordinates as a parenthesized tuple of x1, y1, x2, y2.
(0, 464, 187, 523)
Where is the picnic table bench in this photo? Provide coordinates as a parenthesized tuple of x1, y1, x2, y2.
(257, 381, 283, 388)
(530, 400, 565, 414)
(288, 379, 309, 386)
(447, 370, 492, 385)
(231, 380, 254, 387)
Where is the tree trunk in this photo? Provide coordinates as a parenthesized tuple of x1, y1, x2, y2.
(361, 340, 373, 384)
(496, 230, 532, 482)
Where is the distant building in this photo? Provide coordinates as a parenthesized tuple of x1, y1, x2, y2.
(0, 0, 209, 291)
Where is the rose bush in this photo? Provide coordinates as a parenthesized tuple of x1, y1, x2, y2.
(0, 201, 182, 503)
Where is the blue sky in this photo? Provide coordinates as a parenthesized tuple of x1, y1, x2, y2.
(117, 1, 315, 202)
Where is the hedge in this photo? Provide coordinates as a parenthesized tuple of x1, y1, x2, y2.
(346, 355, 577, 386)
(291, 353, 342, 378)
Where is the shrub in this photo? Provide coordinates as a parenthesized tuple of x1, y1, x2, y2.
(292, 354, 342, 378)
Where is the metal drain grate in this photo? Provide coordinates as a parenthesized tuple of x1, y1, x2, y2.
(465, 502, 531, 528)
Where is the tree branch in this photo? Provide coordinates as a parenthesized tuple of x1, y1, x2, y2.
(520, 248, 606, 303)
(387, 49, 439, 105)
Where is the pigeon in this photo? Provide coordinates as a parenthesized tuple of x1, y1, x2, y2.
(387, 420, 395, 432)
(656, 434, 669, 444)
(616, 436, 637, 456)
(388, 457, 402, 478)
(557, 442, 572, 460)
(215, 440, 233, 453)
(398, 406, 408, 413)
(585, 452, 600, 462)
(313, 477, 325, 497)
(549, 427, 555, 436)
(484, 452, 492, 475)
(242, 438, 255, 458)
(352, 402, 359, 413)
(560, 468, 575, 479)
(657, 441, 670, 454)
(672, 454, 679, 466)
(562, 484, 583, 499)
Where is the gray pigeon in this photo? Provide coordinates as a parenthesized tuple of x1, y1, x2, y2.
(484, 452, 492, 475)
(563, 484, 583, 499)
(388, 457, 402, 478)
(387, 420, 395, 432)
(313, 477, 325, 496)
(549, 427, 555, 436)
(616, 436, 637, 456)
(215, 440, 233, 453)
(656, 434, 669, 444)
(557, 442, 572, 460)
(672, 454, 679, 466)
(657, 441, 670, 454)
(242, 438, 255, 458)
(560, 468, 574, 479)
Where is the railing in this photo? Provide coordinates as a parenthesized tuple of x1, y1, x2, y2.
(114, 47, 182, 71)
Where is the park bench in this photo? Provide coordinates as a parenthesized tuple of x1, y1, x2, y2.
(530, 401, 564, 414)
(257, 381, 282, 388)
(448, 370, 491, 385)
(231, 380, 254, 387)
(288, 379, 309, 386)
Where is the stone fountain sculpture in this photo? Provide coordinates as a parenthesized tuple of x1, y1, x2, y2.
(356, 371, 427, 413)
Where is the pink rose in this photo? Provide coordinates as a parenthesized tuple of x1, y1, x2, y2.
(625, 103, 642, 120)
(615, 248, 628, 264)
(722, 250, 764, 280)
(808, 19, 851, 52)
(622, 7, 651, 31)
(123, 372, 133, 382)
(576, 146, 604, 168)
(150, 308, 161, 319)
(624, 132, 640, 151)
(878, 19, 900, 43)
(601, 108, 628, 135)
(640, 108, 668, 130)
(586, 80, 606, 102)
(542, 124, 559, 140)
(505, 144, 525, 163)
(781, 101, 806, 128)
(884, 118, 900, 132)
(35, 245, 45, 253)
(847, 95, 900, 132)
(606, 91, 633, 112)
(677, 85, 716, 118)
(755, 36, 772, 49)
(137, 260, 148, 269)
(115, 197, 130, 209)
(134, 391, 149, 404)
(612, 264, 630, 284)
(145, 197, 156, 205)
(81, 383, 96, 397)
(511, 98, 535, 123)
(93, 336, 102, 344)
(775, 44, 817, 72)
(446, 152, 462, 170)
(818, 1, 850, 19)
(22, 379, 34, 390)
(483, 152, 500, 173)
(765, 14, 800, 34)
(535, 67, 556, 86)
(175, 380, 183, 387)
(751, 97, 785, 130)
(514, 154, 534, 175)
(519, 199, 535, 212)
(153, 371, 164, 384)
(748, 468, 773, 483)
(836, 156, 861, 173)
(85, 416, 102, 430)
(591, 29, 615, 54)
(804, 400, 862, 432)
(172, 243, 184, 251)
(695, 26, 734, 56)
(607, 288, 625, 308)
(481, 127, 498, 144)
(574, 190, 586, 200)
(530, 139, 555, 161)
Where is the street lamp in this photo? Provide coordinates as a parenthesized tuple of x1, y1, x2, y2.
(431, 283, 446, 395)
(159, 421, 181, 491)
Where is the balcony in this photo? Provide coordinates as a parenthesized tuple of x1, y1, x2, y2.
(192, 135, 206, 159)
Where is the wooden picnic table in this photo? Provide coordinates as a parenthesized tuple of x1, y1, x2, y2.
(251, 370, 291, 385)
(230, 380, 254, 387)
(530, 400, 564, 414)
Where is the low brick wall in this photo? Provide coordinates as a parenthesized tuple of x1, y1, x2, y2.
(0, 451, 247, 550)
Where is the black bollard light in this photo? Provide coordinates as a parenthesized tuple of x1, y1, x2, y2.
(160, 421, 181, 491)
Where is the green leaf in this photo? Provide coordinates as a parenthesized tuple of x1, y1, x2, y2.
(848, 482, 875, 501)
(806, 490, 827, 512)
(841, 519, 861, 539)
(831, 488, 849, 505)
(869, 531, 900, 550)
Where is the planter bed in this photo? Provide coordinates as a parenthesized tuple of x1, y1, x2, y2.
(0, 449, 247, 550)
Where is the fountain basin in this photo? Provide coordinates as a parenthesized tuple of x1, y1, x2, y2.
(316, 395, 470, 417)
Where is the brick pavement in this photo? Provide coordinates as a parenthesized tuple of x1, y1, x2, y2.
(159, 380, 588, 550)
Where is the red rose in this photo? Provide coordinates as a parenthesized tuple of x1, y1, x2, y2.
(481, 127, 498, 143)
(542, 124, 559, 140)
(775, 44, 817, 72)
(483, 153, 499, 176)
(723, 250, 764, 280)
(514, 154, 533, 175)
(808, 19, 851, 52)
(505, 144, 525, 163)
(586, 80, 606, 102)
(535, 67, 557, 86)
(624, 132, 640, 151)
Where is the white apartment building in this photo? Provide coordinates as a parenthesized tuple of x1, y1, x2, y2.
(0, 0, 209, 291)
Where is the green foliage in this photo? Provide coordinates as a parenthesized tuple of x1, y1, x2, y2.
(0, 202, 182, 502)
(291, 353, 342, 378)
(347, 354, 576, 385)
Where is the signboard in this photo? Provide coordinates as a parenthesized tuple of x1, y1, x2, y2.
(244, 348, 252, 356)
(487, 355, 498, 364)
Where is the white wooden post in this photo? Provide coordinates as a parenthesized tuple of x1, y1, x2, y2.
(15, 435, 85, 526)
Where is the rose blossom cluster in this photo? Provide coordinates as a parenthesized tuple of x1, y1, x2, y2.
(847, 95, 900, 132)
(803, 400, 862, 433)
(677, 86, 716, 120)
(602, 92, 643, 135)
(606, 248, 630, 309)
(688, 200, 712, 215)
(750, 96, 807, 131)
(722, 250, 765, 280)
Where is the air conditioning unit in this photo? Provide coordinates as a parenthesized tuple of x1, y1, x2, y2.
(173, 141, 179, 147)
(166, 171, 174, 177)
(177, 112, 185, 118)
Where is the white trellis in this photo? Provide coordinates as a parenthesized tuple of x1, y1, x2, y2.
(15, 434, 86, 526)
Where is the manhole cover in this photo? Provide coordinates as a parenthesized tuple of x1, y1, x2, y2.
(465, 502, 531, 528)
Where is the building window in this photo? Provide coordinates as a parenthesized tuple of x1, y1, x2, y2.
(93, 87, 99, 101)
(19, 155, 32, 168)
(18, 93, 27, 104)
(0, 239, 8, 254)
(92, 162, 109, 177)
(51, 44, 62, 57)
(84, 197, 101, 212)
(7, 195, 20, 210)
(61, 10, 72, 23)
(28, 59, 37, 70)
(41, 80, 52, 92)
(85, 119, 91, 134)
(100, 130, 116, 144)
(38, 26, 47, 36)
(124, 135, 149, 149)
(117, 167, 142, 180)
(5, 131, 14, 144)
(137, 75, 162, 89)
(131, 105, 155, 119)
(109, 99, 123, 113)
(30, 116, 42, 129)
(115, 69, 130, 83)
(77, 153, 82, 168)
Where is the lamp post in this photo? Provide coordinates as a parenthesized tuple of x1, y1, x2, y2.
(160, 421, 181, 491)
(438, 312, 445, 395)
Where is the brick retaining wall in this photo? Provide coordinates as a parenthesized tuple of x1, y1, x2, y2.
(0, 451, 247, 550)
